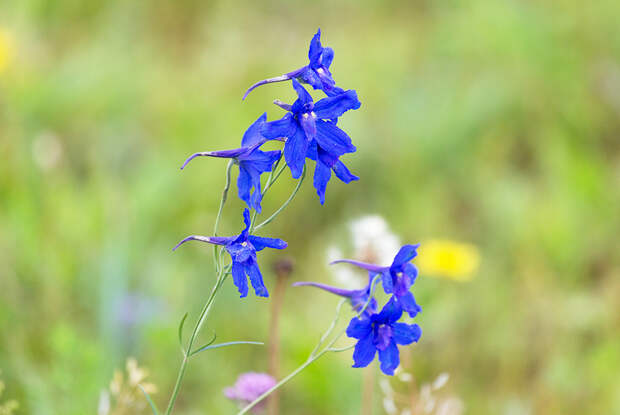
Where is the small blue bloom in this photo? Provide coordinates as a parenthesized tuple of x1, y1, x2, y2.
(243, 29, 343, 99)
(292, 273, 378, 317)
(346, 297, 422, 375)
(180, 113, 281, 212)
(332, 245, 422, 317)
(262, 80, 360, 203)
(173, 209, 287, 298)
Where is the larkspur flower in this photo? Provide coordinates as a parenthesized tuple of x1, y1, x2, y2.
(243, 29, 342, 99)
(173, 209, 287, 297)
(346, 297, 421, 376)
(332, 244, 422, 317)
(293, 273, 378, 317)
(224, 372, 277, 413)
(262, 79, 360, 203)
(180, 113, 281, 212)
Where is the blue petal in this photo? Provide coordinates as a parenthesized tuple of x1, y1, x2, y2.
(248, 235, 288, 251)
(248, 167, 263, 212)
(391, 244, 420, 268)
(321, 47, 334, 68)
(392, 323, 422, 345)
(378, 340, 400, 375)
(242, 208, 251, 233)
(381, 271, 394, 294)
(308, 29, 322, 67)
(313, 160, 332, 204)
(284, 126, 309, 179)
(314, 120, 356, 157)
(397, 291, 422, 318)
(242, 150, 281, 173)
(346, 317, 372, 339)
(237, 166, 252, 208)
(377, 296, 403, 324)
(300, 112, 317, 139)
(292, 79, 313, 106)
(245, 261, 269, 297)
(352, 334, 376, 368)
(298, 68, 323, 90)
(313, 90, 361, 120)
(261, 114, 296, 140)
(232, 261, 249, 298)
(241, 113, 268, 147)
(333, 160, 359, 183)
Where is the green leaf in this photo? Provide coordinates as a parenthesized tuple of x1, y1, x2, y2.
(138, 384, 160, 415)
(190, 340, 264, 357)
(177, 312, 189, 353)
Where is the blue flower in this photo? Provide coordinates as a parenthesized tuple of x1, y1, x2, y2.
(261, 79, 360, 203)
(346, 297, 421, 375)
(180, 113, 281, 212)
(243, 29, 343, 99)
(173, 209, 287, 298)
(292, 274, 378, 317)
(332, 245, 422, 317)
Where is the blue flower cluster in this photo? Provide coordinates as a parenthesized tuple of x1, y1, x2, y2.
(175, 29, 421, 376)
(296, 245, 422, 375)
(175, 29, 360, 297)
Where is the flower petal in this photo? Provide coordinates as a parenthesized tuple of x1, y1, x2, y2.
(332, 160, 359, 183)
(248, 167, 263, 212)
(391, 323, 422, 345)
(292, 79, 313, 106)
(315, 120, 356, 157)
(313, 160, 332, 204)
(245, 261, 269, 297)
(321, 47, 335, 68)
(308, 29, 322, 67)
(352, 335, 377, 368)
(378, 340, 400, 375)
(248, 235, 288, 251)
(232, 261, 249, 298)
(397, 291, 422, 318)
(377, 296, 403, 324)
(293, 281, 359, 298)
(283, 126, 309, 179)
(347, 317, 373, 339)
(241, 113, 268, 147)
(313, 90, 361, 120)
(391, 244, 420, 268)
(237, 166, 252, 208)
(261, 114, 296, 140)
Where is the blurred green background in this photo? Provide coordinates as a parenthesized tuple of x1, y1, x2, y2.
(1, 0, 620, 414)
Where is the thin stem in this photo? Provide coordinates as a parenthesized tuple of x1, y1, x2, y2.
(238, 299, 347, 415)
(164, 264, 230, 415)
(213, 160, 234, 274)
(255, 166, 305, 231)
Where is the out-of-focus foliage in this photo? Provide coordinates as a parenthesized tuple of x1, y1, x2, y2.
(1, 1, 619, 414)
(98, 358, 157, 415)
(0, 371, 19, 415)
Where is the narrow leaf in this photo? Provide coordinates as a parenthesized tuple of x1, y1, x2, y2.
(177, 312, 189, 351)
(138, 384, 160, 415)
(190, 341, 264, 357)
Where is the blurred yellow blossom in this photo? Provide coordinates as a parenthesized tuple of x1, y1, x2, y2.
(98, 358, 157, 415)
(0, 30, 13, 73)
(0, 370, 19, 415)
(417, 240, 480, 281)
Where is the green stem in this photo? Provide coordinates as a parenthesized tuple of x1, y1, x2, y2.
(254, 166, 305, 231)
(213, 160, 234, 274)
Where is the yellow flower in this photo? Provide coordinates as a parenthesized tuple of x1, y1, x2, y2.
(0, 29, 13, 73)
(417, 240, 480, 281)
